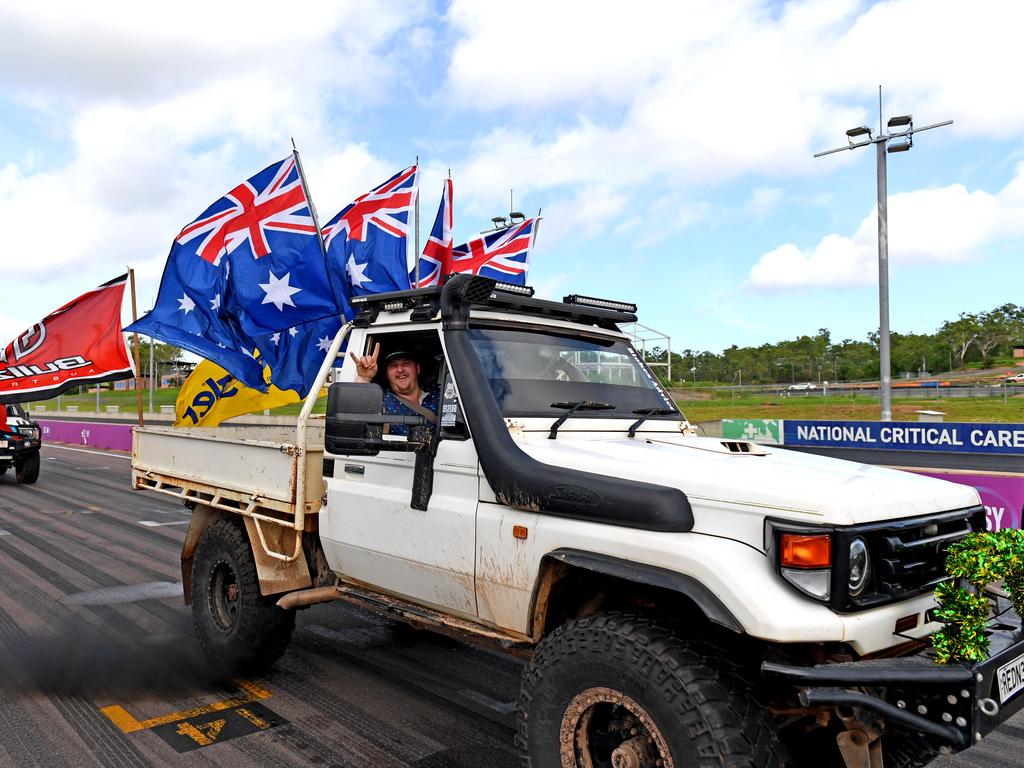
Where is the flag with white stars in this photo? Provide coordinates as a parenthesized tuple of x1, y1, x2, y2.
(255, 314, 343, 396)
(127, 154, 343, 391)
(321, 165, 418, 300)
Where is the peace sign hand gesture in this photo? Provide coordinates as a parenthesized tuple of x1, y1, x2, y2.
(349, 342, 380, 382)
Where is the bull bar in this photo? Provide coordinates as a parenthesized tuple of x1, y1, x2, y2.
(762, 605, 1024, 750)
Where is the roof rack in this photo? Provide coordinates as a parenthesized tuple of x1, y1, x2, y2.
(350, 276, 637, 330)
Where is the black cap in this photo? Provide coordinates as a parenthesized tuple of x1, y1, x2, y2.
(383, 349, 418, 365)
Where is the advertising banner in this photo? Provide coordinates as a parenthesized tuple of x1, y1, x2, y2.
(908, 470, 1024, 531)
(38, 420, 133, 452)
(783, 420, 1024, 455)
(722, 419, 783, 444)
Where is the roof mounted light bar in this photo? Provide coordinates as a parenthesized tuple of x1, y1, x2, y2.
(563, 294, 638, 313)
(439, 273, 534, 298)
(492, 281, 534, 297)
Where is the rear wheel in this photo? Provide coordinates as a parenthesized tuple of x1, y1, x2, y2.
(191, 518, 295, 670)
(517, 612, 786, 768)
(15, 451, 39, 484)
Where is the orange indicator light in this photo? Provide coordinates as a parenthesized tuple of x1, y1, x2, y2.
(513, 525, 528, 540)
(780, 534, 831, 568)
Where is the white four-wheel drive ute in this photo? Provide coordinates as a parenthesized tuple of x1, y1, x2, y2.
(132, 274, 1024, 768)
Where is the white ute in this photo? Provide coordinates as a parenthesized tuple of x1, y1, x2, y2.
(131, 275, 1024, 768)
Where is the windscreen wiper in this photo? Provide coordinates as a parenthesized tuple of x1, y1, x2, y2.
(627, 407, 678, 438)
(548, 401, 616, 440)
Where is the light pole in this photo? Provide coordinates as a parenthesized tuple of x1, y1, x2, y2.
(814, 88, 951, 421)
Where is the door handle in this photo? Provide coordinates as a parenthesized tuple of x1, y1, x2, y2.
(344, 464, 365, 476)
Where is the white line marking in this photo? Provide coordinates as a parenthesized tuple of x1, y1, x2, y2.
(43, 444, 131, 460)
(459, 689, 517, 714)
(0, 529, 10, 537)
(138, 520, 190, 527)
(62, 581, 183, 606)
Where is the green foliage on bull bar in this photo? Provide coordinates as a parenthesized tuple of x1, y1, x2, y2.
(932, 529, 1024, 664)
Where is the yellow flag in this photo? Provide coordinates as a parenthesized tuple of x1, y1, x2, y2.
(175, 358, 300, 427)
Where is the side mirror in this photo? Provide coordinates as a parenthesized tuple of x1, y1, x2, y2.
(325, 382, 430, 455)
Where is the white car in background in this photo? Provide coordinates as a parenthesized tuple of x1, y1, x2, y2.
(787, 381, 817, 391)
(1005, 372, 1024, 384)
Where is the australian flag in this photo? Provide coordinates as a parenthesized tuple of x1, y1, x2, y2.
(412, 179, 453, 288)
(322, 165, 419, 299)
(449, 217, 539, 285)
(253, 314, 344, 396)
(127, 155, 339, 392)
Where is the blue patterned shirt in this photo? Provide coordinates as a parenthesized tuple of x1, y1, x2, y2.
(383, 387, 440, 436)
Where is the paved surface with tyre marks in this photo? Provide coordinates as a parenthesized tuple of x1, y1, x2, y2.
(0, 444, 520, 767)
(0, 444, 1021, 767)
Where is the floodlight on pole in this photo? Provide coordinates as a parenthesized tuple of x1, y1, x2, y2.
(814, 87, 952, 421)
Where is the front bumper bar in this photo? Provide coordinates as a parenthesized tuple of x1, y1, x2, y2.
(762, 606, 1024, 751)
(0, 433, 39, 465)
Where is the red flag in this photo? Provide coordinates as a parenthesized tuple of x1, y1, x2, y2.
(0, 275, 135, 404)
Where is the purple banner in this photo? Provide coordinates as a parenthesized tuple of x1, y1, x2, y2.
(38, 419, 133, 452)
(909, 470, 1024, 531)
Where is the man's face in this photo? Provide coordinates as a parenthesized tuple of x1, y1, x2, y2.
(386, 357, 420, 398)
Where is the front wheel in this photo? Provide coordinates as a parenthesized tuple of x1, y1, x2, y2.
(190, 517, 295, 670)
(15, 450, 39, 484)
(517, 612, 785, 768)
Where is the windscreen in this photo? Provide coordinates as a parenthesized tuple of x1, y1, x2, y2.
(467, 327, 678, 417)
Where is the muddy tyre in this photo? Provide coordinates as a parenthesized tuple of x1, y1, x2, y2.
(517, 612, 785, 768)
(15, 450, 39, 484)
(191, 518, 295, 670)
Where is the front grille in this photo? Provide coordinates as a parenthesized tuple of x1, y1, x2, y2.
(824, 506, 986, 612)
(875, 515, 976, 598)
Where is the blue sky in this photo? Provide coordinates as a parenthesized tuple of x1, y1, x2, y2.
(2, 0, 1023, 358)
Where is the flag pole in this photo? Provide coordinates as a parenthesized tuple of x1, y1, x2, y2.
(414, 155, 421, 286)
(292, 139, 340, 315)
(128, 267, 144, 427)
(534, 207, 543, 248)
(292, 139, 326, 254)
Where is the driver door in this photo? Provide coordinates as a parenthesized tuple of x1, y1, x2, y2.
(320, 329, 479, 619)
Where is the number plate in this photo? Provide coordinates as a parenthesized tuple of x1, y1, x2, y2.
(996, 651, 1024, 704)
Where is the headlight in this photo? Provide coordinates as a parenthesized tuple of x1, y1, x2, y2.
(778, 533, 832, 601)
(848, 537, 870, 597)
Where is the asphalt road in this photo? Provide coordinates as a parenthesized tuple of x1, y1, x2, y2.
(0, 444, 1021, 767)
(0, 444, 520, 767)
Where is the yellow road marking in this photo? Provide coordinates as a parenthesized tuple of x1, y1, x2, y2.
(100, 679, 271, 734)
(176, 718, 225, 746)
(235, 707, 272, 730)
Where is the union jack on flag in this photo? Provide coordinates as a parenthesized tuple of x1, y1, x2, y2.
(449, 217, 539, 286)
(413, 179, 453, 288)
(176, 156, 318, 265)
(127, 153, 339, 392)
(322, 166, 418, 253)
(322, 165, 419, 297)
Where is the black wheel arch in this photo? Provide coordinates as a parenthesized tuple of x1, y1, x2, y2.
(530, 548, 744, 638)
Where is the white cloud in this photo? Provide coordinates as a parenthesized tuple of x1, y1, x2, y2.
(0, 1, 427, 301)
(444, 0, 1024, 235)
(745, 187, 785, 220)
(745, 177, 1015, 290)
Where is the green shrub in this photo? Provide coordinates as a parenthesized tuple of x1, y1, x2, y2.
(931, 530, 1024, 664)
